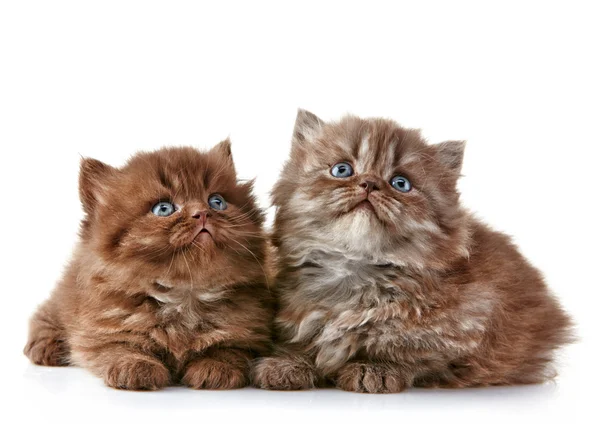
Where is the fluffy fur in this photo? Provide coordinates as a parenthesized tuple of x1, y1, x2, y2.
(253, 110, 573, 392)
(24, 141, 272, 390)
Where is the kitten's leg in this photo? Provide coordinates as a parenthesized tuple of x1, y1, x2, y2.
(182, 347, 252, 390)
(73, 343, 170, 391)
(414, 356, 555, 388)
(333, 362, 407, 393)
(24, 301, 69, 366)
(253, 351, 319, 390)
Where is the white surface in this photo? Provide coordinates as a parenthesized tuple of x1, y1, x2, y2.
(1, 1, 598, 423)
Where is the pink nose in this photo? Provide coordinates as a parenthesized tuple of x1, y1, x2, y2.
(192, 210, 209, 225)
(360, 180, 379, 193)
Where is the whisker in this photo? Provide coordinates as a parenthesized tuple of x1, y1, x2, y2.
(180, 247, 194, 289)
(226, 238, 270, 286)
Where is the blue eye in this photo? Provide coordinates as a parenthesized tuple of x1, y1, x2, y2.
(331, 162, 354, 178)
(390, 175, 412, 193)
(152, 201, 176, 217)
(208, 194, 227, 211)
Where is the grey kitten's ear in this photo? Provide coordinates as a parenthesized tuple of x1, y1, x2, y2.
(434, 140, 466, 172)
(79, 158, 116, 214)
(210, 138, 235, 170)
(293, 109, 324, 144)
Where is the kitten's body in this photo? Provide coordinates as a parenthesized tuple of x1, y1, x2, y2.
(25, 143, 272, 390)
(254, 111, 572, 392)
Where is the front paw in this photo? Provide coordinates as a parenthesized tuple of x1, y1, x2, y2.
(253, 356, 317, 390)
(183, 358, 247, 390)
(104, 357, 170, 391)
(24, 337, 69, 366)
(335, 362, 406, 393)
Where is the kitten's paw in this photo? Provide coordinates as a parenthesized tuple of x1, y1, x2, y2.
(183, 358, 247, 390)
(335, 362, 406, 393)
(253, 356, 317, 390)
(104, 357, 170, 391)
(24, 337, 69, 366)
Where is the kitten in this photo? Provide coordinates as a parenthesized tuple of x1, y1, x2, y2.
(253, 110, 573, 393)
(24, 141, 272, 390)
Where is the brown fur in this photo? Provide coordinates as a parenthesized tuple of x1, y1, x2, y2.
(24, 141, 273, 390)
(253, 110, 573, 393)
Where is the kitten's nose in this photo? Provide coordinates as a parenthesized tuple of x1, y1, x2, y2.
(360, 180, 380, 193)
(191, 210, 210, 225)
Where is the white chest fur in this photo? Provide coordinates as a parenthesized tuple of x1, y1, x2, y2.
(149, 281, 227, 329)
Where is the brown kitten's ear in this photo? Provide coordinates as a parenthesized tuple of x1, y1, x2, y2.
(79, 158, 116, 214)
(210, 138, 235, 171)
(434, 140, 466, 173)
(293, 109, 324, 145)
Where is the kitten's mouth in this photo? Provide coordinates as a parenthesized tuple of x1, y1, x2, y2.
(351, 199, 376, 213)
(192, 226, 213, 242)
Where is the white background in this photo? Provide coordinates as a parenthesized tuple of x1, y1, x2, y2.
(1, 1, 598, 423)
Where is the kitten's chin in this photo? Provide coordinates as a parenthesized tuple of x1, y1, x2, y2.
(329, 211, 388, 254)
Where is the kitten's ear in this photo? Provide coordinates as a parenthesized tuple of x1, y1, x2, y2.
(434, 140, 466, 173)
(293, 109, 324, 145)
(79, 158, 116, 214)
(210, 138, 235, 171)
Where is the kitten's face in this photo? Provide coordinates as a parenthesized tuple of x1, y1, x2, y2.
(79, 141, 265, 282)
(273, 110, 468, 267)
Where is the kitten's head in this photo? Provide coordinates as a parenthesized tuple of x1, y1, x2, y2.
(79, 141, 266, 283)
(273, 110, 470, 269)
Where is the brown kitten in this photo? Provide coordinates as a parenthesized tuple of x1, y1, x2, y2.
(24, 141, 272, 390)
(253, 110, 573, 393)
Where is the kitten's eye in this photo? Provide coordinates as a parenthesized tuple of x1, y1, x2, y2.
(331, 162, 354, 178)
(152, 201, 176, 217)
(208, 194, 227, 211)
(390, 175, 412, 193)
